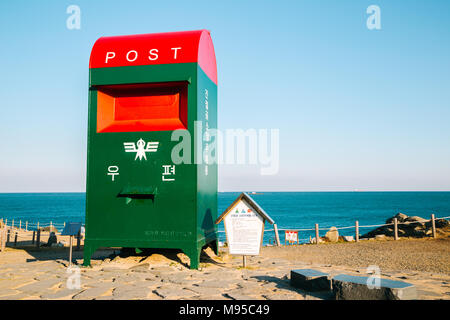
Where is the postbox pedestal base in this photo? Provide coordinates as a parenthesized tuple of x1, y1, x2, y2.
(82, 238, 218, 270)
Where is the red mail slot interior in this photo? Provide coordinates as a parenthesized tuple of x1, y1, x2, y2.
(96, 82, 188, 133)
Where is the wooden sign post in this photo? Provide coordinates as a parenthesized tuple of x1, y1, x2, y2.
(215, 193, 275, 268)
(61, 222, 83, 267)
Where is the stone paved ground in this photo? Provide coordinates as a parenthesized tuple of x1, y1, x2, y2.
(0, 245, 449, 300)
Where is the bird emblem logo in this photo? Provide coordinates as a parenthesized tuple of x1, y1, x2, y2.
(123, 138, 159, 161)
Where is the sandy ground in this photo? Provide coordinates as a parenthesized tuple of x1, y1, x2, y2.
(0, 230, 449, 300)
(262, 237, 450, 275)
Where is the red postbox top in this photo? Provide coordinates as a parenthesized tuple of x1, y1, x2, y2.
(89, 30, 217, 85)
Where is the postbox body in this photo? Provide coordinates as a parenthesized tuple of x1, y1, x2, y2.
(84, 30, 218, 269)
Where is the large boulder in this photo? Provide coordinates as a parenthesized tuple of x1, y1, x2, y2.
(427, 219, 450, 229)
(405, 216, 428, 224)
(386, 213, 408, 224)
(325, 227, 339, 242)
(40, 226, 58, 233)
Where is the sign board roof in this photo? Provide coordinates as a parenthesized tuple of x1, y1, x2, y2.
(61, 222, 83, 236)
(215, 192, 275, 225)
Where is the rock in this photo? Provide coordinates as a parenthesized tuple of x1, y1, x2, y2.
(342, 236, 354, 242)
(332, 274, 417, 300)
(386, 213, 408, 224)
(290, 269, 331, 292)
(310, 237, 325, 244)
(428, 219, 450, 228)
(40, 226, 59, 233)
(405, 216, 428, 225)
(411, 228, 427, 237)
(325, 227, 339, 242)
(375, 234, 387, 240)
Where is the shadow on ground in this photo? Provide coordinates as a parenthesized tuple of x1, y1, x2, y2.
(252, 275, 335, 300)
(6, 242, 225, 270)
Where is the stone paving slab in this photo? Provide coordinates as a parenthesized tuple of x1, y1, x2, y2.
(0, 247, 449, 300)
(153, 286, 198, 299)
(40, 288, 83, 299)
(16, 278, 64, 295)
(112, 285, 154, 299)
(72, 285, 115, 300)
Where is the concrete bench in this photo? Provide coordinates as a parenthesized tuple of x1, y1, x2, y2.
(290, 269, 332, 292)
(332, 274, 417, 300)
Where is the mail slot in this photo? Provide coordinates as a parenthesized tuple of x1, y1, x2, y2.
(84, 30, 218, 269)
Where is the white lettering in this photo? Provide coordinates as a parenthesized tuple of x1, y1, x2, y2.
(171, 47, 182, 59)
(126, 50, 138, 62)
(149, 49, 159, 61)
(105, 52, 115, 63)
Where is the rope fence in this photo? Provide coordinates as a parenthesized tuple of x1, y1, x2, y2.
(1, 214, 449, 251)
(0, 219, 83, 252)
(217, 214, 450, 246)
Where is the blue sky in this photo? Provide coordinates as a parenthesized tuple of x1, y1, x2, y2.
(0, 0, 449, 192)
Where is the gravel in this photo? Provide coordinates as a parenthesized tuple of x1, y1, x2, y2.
(261, 237, 450, 275)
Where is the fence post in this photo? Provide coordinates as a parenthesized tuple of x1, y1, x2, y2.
(315, 224, 319, 244)
(2, 227, 6, 251)
(7, 229, 11, 245)
(431, 214, 436, 238)
(19, 220, 22, 230)
(36, 229, 41, 248)
(14, 232, 17, 247)
(1, 227, 5, 252)
(32, 230, 35, 244)
(76, 230, 81, 250)
(37, 221, 39, 231)
(273, 224, 281, 247)
(12, 219, 14, 229)
(25, 221, 28, 232)
(0, 226, 3, 252)
(355, 220, 359, 242)
(50, 221, 53, 232)
(394, 218, 399, 240)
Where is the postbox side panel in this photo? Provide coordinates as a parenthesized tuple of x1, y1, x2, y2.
(86, 63, 199, 248)
(196, 66, 218, 244)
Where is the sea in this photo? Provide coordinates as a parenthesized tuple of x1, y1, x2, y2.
(1, 192, 449, 245)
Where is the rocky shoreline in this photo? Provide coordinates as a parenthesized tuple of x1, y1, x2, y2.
(361, 213, 449, 239)
(309, 213, 450, 244)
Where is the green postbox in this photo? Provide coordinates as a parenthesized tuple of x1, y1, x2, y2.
(84, 30, 218, 269)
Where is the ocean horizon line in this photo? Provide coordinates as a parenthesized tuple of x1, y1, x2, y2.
(0, 190, 450, 194)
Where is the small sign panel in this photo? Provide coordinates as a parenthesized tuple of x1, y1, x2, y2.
(285, 230, 298, 243)
(224, 199, 264, 256)
(61, 222, 83, 236)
